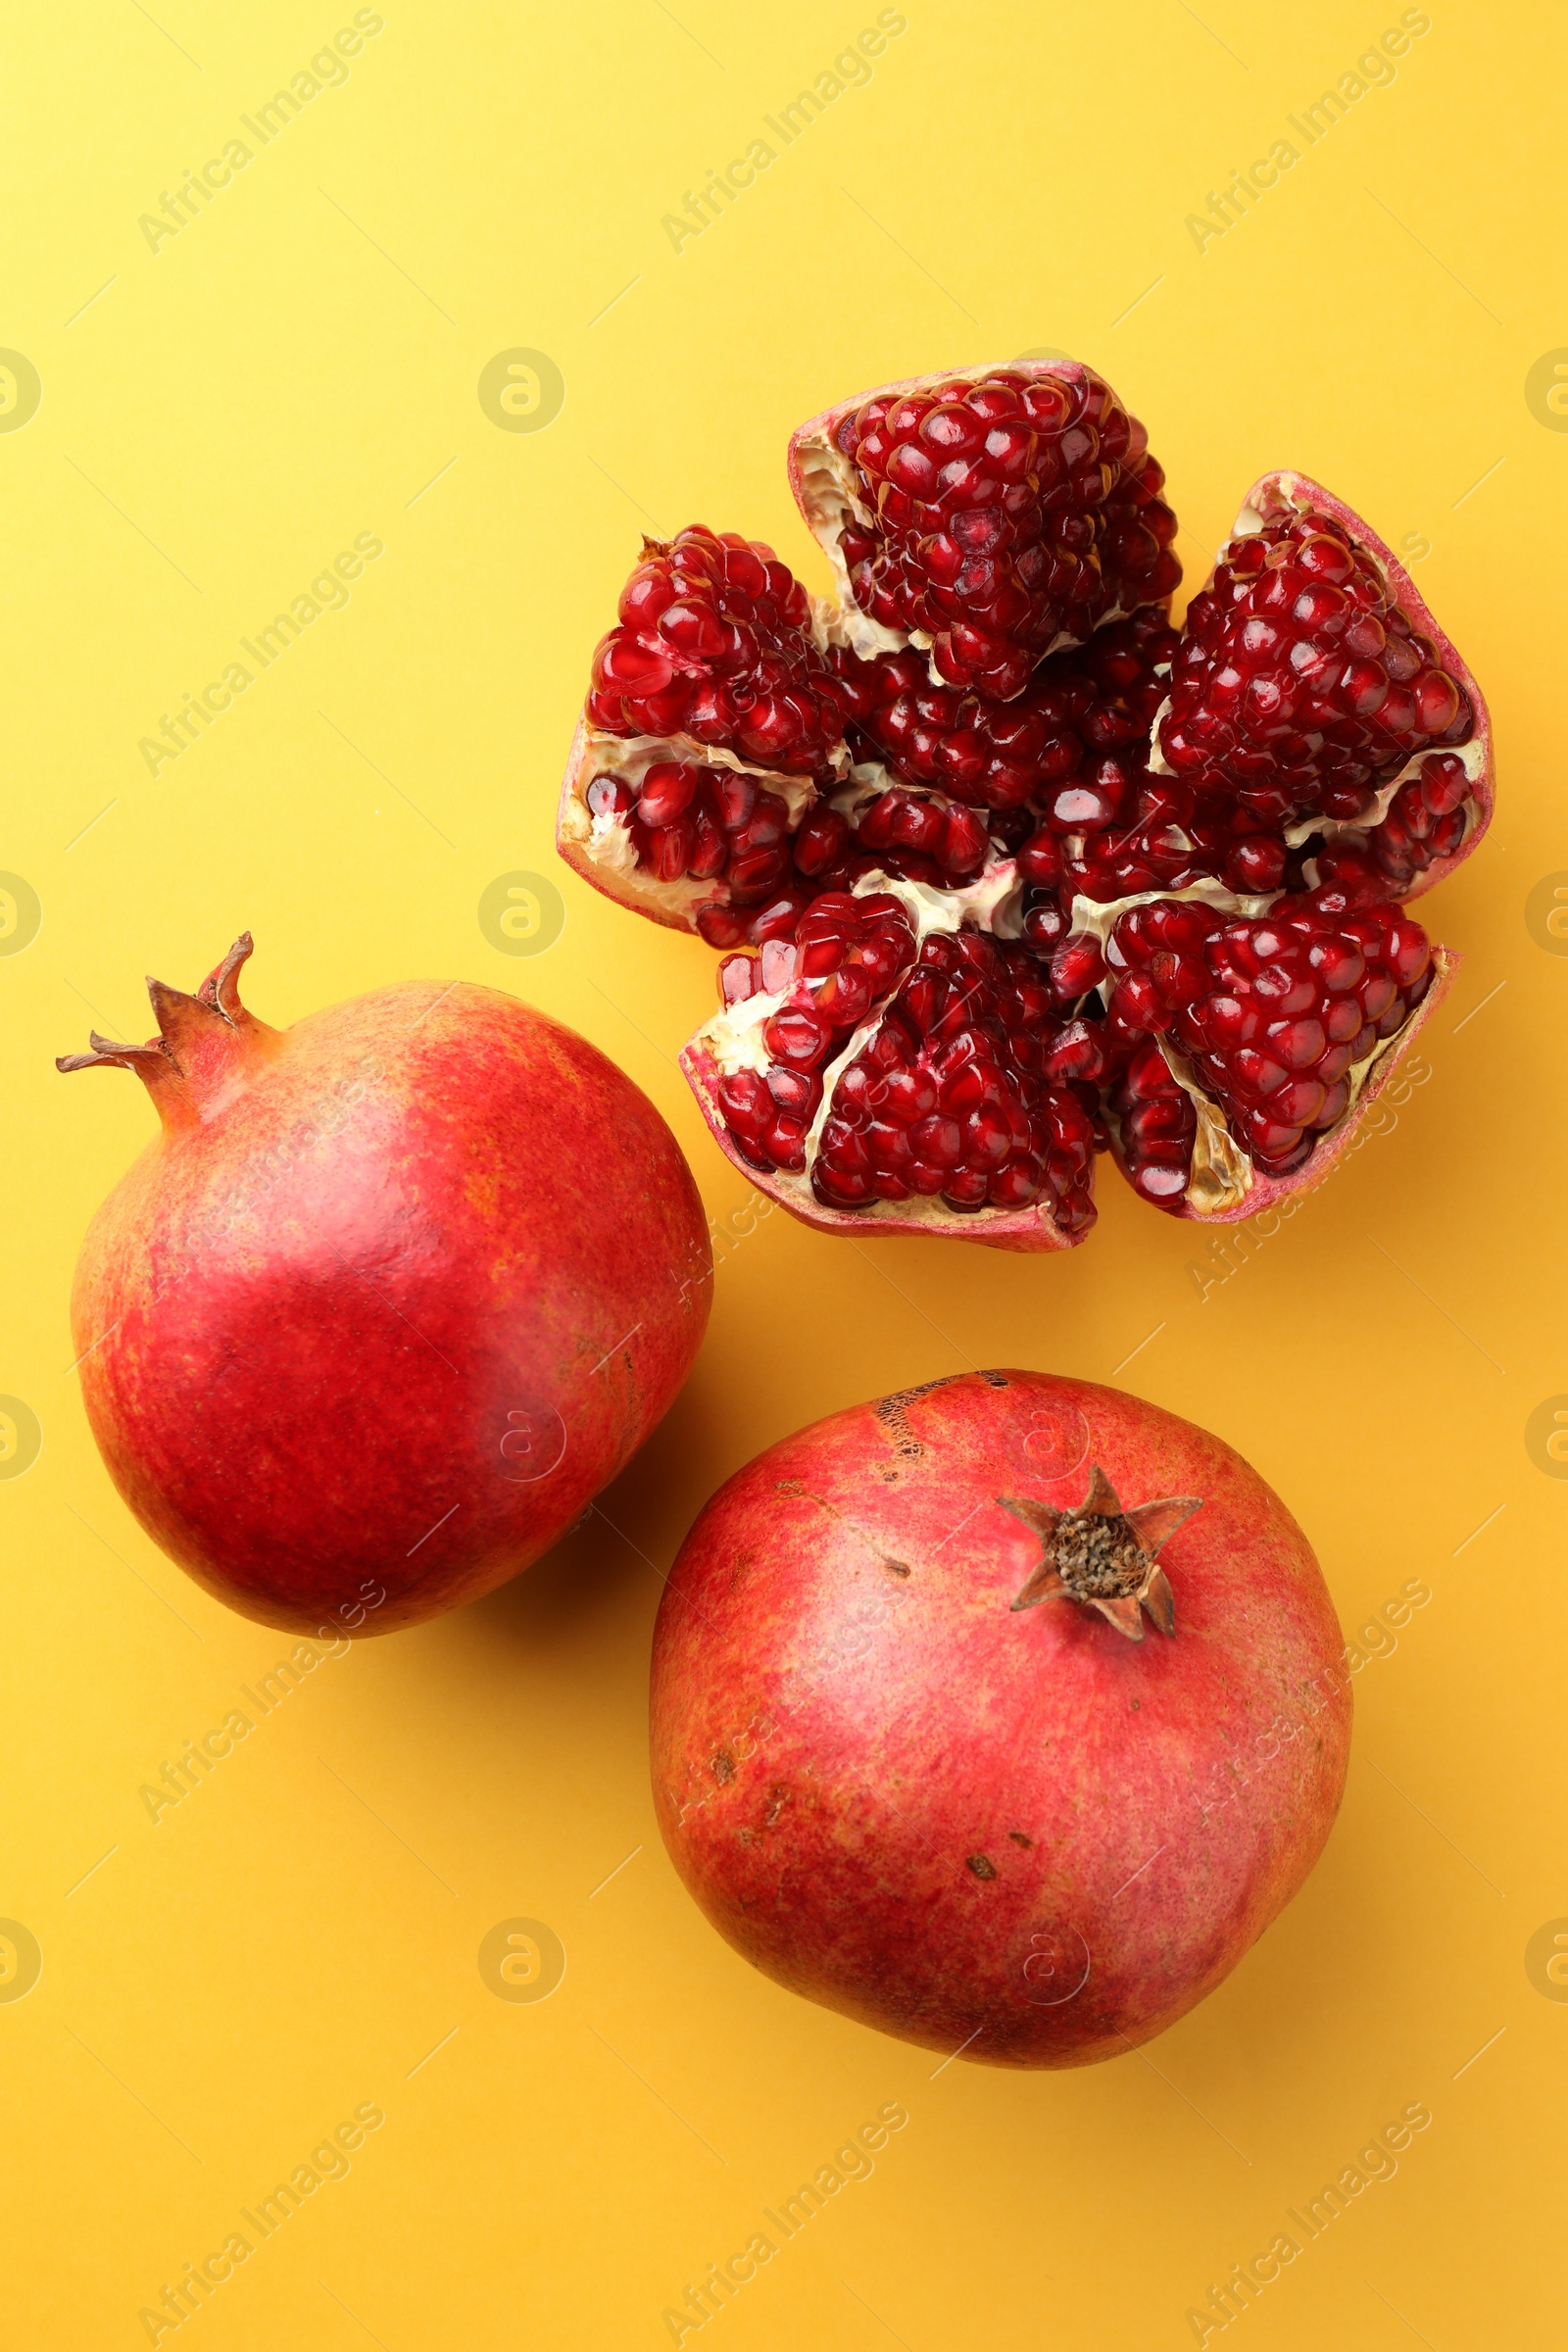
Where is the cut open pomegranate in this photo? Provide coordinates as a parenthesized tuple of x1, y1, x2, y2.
(559, 368, 1492, 1250)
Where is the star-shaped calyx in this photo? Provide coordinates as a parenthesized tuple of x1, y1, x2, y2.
(999, 1466, 1202, 1641)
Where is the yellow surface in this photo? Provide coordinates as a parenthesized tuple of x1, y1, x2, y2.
(2, 3, 1561, 2344)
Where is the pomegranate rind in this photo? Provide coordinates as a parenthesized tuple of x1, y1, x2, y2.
(678, 1030, 1083, 1254)
(1102, 939, 1459, 1224)
(1203, 472, 1494, 906)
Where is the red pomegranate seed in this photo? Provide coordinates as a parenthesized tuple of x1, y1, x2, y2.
(696, 904, 750, 948)
(636, 760, 699, 826)
(791, 806, 850, 876)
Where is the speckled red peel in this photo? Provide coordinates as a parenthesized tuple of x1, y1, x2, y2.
(60, 936, 710, 1634)
(562, 365, 1494, 1245)
(650, 1370, 1351, 2068)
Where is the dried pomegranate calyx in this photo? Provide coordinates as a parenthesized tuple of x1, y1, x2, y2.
(56, 933, 280, 1126)
(1002, 1465, 1202, 1641)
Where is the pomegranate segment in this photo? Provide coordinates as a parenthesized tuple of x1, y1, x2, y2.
(587, 524, 852, 772)
(559, 720, 1019, 951)
(1083, 892, 1439, 1201)
(564, 371, 1494, 1241)
(1160, 503, 1471, 826)
(697, 891, 1097, 1240)
(799, 365, 1180, 699)
(684, 882, 1097, 1253)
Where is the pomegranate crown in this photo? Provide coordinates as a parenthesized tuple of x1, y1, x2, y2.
(1000, 1465, 1201, 1641)
(57, 934, 273, 1123)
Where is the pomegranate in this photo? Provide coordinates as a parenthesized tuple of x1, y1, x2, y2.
(559, 365, 1492, 1249)
(650, 1370, 1350, 2068)
(59, 936, 710, 1634)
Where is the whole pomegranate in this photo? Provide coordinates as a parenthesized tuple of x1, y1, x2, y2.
(650, 1371, 1349, 2067)
(61, 936, 710, 1634)
(559, 364, 1493, 1249)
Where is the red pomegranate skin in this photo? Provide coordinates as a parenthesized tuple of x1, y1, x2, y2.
(651, 1371, 1349, 2067)
(66, 945, 710, 1635)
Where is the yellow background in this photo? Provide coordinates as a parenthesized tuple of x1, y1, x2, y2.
(3, 3, 1563, 2344)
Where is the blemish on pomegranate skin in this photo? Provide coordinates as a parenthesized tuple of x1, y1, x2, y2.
(874, 1376, 965, 1457)
(966, 1852, 998, 1881)
(710, 1750, 735, 1785)
(764, 1787, 790, 1826)
(775, 1477, 805, 1495)
(1007, 1830, 1034, 1847)
(882, 1557, 911, 1578)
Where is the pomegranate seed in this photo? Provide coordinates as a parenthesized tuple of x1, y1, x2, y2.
(748, 888, 813, 945)
(697, 904, 750, 949)
(716, 953, 759, 1005)
(636, 761, 699, 826)
(764, 1007, 831, 1068)
(587, 771, 637, 817)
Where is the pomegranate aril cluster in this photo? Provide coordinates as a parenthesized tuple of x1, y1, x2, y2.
(566, 365, 1485, 1236)
(588, 525, 850, 772)
(844, 607, 1176, 812)
(712, 903, 1098, 1229)
(1310, 752, 1470, 900)
(1160, 513, 1471, 825)
(810, 929, 1098, 1229)
(587, 760, 997, 953)
(848, 608, 1298, 916)
(833, 369, 1180, 700)
(1093, 894, 1434, 1192)
(714, 895, 917, 1173)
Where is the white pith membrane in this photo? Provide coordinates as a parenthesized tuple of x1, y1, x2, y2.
(567, 411, 1488, 1231)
